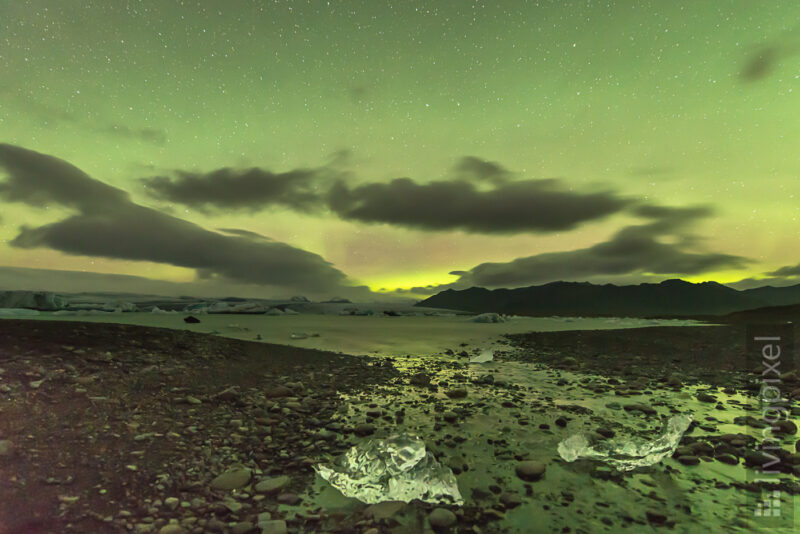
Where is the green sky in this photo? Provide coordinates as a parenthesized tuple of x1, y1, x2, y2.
(1, 1, 799, 298)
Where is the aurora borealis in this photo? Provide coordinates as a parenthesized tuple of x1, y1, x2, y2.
(2, 1, 799, 299)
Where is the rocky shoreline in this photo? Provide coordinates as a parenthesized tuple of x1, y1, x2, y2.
(0, 320, 404, 534)
(2, 319, 800, 533)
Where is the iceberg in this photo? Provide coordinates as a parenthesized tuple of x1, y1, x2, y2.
(315, 433, 463, 505)
(0, 308, 41, 316)
(205, 300, 272, 314)
(471, 312, 505, 323)
(0, 291, 67, 311)
(557, 414, 693, 471)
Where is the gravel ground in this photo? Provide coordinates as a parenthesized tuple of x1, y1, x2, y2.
(0, 319, 400, 534)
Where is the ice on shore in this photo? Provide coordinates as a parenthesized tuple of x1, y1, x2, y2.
(471, 312, 506, 323)
(315, 433, 463, 505)
(557, 414, 693, 471)
(0, 291, 67, 311)
(207, 301, 270, 314)
(0, 308, 41, 316)
(469, 349, 494, 363)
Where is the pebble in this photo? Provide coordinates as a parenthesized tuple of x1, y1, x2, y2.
(515, 460, 546, 481)
(254, 475, 290, 494)
(499, 492, 522, 509)
(428, 508, 457, 529)
(209, 467, 251, 490)
(158, 524, 185, 534)
(676, 455, 700, 466)
(773, 420, 798, 435)
(276, 492, 301, 505)
(164, 497, 179, 511)
(646, 510, 667, 525)
(259, 520, 287, 534)
(354, 423, 375, 437)
(231, 521, 255, 534)
(446, 388, 467, 399)
(0, 440, 12, 456)
(696, 392, 717, 403)
(716, 454, 738, 465)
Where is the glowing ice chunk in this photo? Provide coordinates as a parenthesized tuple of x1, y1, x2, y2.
(469, 349, 494, 363)
(558, 414, 693, 471)
(315, 433, 463, 505)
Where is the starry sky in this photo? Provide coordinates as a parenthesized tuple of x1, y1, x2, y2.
(1, 1, 800, 299)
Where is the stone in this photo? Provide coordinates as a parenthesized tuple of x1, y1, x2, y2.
(445, 388, 467, 399)
(596, 427, 615, 439)
(276, 492, 301, 505)
(676, 455, 700, 466)
(365, 500, 406, 521)
(209, 468, 251, 490)
(499, 492, 522, 509)
(428, 508, 457, 529)
(259, 520, 287, 534)
(183, 316, 201, 324)
(164, 497, 180, 511)
(645, 510, 667, 525)
(697, 392, 717, 403)
(0, 440, 12, 456)
(773, 420, 798, 435)
(158, 524, 186, 534)
(716, 454, 739, 465)
(515, 460, 546, 481)
(354, 423, 375, 437)
(254, 475, 290, 494)
(264, 385, 292, 398)
(231, 522, 255, 534)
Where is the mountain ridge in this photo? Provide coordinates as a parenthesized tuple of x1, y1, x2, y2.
(415, 279, 800, 317)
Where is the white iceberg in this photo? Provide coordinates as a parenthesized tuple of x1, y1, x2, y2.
(0, 291, 67, 311)
(469, 349, 494, 363)
(471, 313, 505, 323)
(0, 308, 41, 316)
(557, 414, 692, 471)
(315, 433, 463, 505)
(207, 301, 270, 314)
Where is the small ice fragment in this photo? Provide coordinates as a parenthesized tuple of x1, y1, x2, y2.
(290, 332, 309, 339)
(469, 349, 494, 363)
(314, 433, 463, 505)
(557, 414, 692, 471)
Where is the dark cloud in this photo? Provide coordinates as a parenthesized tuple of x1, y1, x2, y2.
(740, 45, 782, 82)
(410, 206, 747, 291)
(0, 143, 129, 212)
(143, 167, 325, 213)
(141, 156, 632, 233)
(0, 144, 362, 296)
(766, 263, 800, 278)
(328, 176, 631, 233)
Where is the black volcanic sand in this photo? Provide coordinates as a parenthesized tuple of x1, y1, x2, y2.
(0, 320, 405, 534)
(505, 325, 760, 387)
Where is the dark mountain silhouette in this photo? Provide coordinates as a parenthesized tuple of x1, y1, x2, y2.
(415, 279, 800, 317)
(718, 302, 800, 323)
